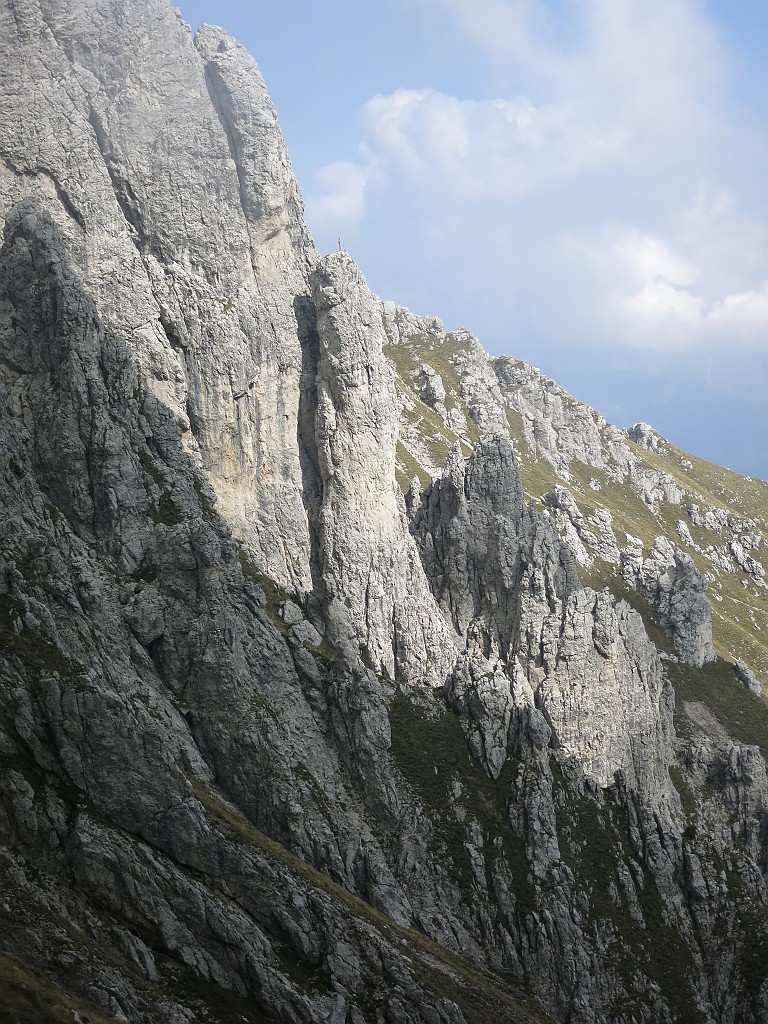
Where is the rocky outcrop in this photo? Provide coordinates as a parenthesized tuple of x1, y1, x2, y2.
(411, 438, 673, 796)
(493, 358, 636, 481)
(410, 437, 554, 662)
(622, 536, 716, 666)
(310, 252, 457, 684)
(0, 0, 317, 593)
(735, 659, 763, 696)
(731, 538, 767, 583)
(631, 466, 684, 507)
(542, 486, 621, 567)
(542, 486, 594, 566)
(627, 421, 665, 453)
(415, 363, 448, 417)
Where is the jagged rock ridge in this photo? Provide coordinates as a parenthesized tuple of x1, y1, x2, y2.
(0, 3, 767, 1024)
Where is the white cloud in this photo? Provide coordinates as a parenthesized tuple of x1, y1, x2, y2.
(710, 286, 768, 332)
(350, 0, 725, 213)
(616, 233, 697, 290)
(578, 222, 768, 350)
(304, 160, 368, 240)
(359, 87, 631, 202)
(425, 0, 543, 63)
(303, 0, 768, 362)
(675, 183, 768, 297)
(429, 0, 724, 117)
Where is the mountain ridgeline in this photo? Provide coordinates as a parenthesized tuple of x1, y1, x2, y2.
(0, 3, 767, 1023)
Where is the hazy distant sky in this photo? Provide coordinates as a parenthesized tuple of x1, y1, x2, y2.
(176, 0, 768, 480)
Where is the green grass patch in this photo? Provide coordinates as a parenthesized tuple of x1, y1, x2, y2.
(131, 562, 159, 584)
(237, 554, 337, 667)
(385, 334, 478, 471)
(582, 567, 768, 757)
(554, 781, 705, 1024)
(308, 631, 338, 668)
(637, 441, 768, 525)
(401, 400, 460, 472)
(557, 463, 662, 552)
(387, 689, 534, 914)
(581, 566, 677, 657)
(395, 441, 432, 494)
(137, 448, 164, 487)
(192, 474, 217, 516)
(708, 586, 768, 681)
(624, 440, 768, 678)
(633, 872, 706, 1024)
(733, 903, 768, 1008)
(0, 849, 277, 1024)
(502, 408, 562, 502)
(150, 492, 184, 527)
(154, 953, 279, 1022)
(0, 952, 117, 1024)
(668, 764, 697, 820)
(0, 593, 80, 677)
(669, 658, 768, 761)
(385, 331, 474, 400)
(238, 552, 290, 633)
(402, 330, 494, 445)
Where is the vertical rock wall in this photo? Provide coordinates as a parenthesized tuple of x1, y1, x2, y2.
(1, 0, 317, 591)
(311, 252, 457, 683)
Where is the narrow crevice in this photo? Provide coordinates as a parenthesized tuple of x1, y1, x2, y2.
(87, 109, 146, 245)
(200, 60, 256, 253)
(86, 108, 190, 379)
(158, 312, 183, 351)
(294, 293, 326, 596)
(41, 168, 86, 230)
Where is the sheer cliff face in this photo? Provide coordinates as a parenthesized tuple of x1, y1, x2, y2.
(311, 253, 458, 684)
(1, 0, 316, 592)
(1, 4, 768, 1024)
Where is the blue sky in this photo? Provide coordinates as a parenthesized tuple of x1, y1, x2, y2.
(177, 0, 768, 479)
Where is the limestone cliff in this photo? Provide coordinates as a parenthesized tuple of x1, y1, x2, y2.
(0, 3, 767, 1024)
(310, 253, 457, 685)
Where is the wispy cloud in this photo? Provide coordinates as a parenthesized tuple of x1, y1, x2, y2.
(358, 88, 631, 200)
(570, 187, 768, 351)
(304, 160, 368, 241)
(425, 0, 546, 64)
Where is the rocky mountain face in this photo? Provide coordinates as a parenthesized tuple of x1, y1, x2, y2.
(0, 3, 767, 1024)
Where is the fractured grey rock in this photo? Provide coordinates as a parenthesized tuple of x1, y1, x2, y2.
(415, 363, 447, 413)
(310, 251, 457, 685)
(622, 536, 716, 667)
(627, 422, 665, 453)
(735, 659, 762, 696)
(290, 619, 323, 648)
(730, 539, 766, 582)
(412, 436, 673, 795)
(124, 586, 166, 645)
(494, 357, 636, 481)
(543, 487, 621, 567)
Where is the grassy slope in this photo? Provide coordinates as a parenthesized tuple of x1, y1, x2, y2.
(384, 337, 474, 490)
(630, 441, 768, 679)
(0, 953, 118, 1024)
